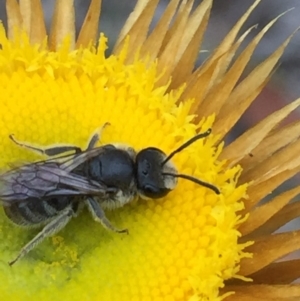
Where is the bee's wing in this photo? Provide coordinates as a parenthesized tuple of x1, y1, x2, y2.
(0, 162, 111, 206)
(60, 145, 113, 172)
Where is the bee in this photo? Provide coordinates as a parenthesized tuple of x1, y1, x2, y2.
(0, 124, 220, 265)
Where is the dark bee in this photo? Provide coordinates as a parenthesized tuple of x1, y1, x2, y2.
(0, 125, 220, 265)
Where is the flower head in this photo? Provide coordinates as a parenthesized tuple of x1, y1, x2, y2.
(0, 0, 300, 300)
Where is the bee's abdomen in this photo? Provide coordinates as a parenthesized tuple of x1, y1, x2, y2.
(4, 197, 72, 227)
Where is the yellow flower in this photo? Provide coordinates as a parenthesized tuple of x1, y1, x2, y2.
(0, 0, 300, 300)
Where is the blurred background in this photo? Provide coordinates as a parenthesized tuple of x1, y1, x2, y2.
(1, 0, 300, 229)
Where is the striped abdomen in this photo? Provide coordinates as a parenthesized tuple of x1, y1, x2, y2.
(4, 196, 73, 227)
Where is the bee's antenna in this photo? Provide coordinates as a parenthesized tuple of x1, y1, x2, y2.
(161, 129, 212, 166)
(162, 173, 220, 195)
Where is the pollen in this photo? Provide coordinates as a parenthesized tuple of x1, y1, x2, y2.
(0, 26, 247, 301)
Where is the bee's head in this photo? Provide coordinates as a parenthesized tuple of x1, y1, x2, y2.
(135, 148, 177, 199)
(135, 129, 220, 200)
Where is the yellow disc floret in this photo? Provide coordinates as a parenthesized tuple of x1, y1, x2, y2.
(0, 27, 247, 301)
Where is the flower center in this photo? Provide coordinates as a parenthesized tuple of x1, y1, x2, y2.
(0, 29, 247, 301)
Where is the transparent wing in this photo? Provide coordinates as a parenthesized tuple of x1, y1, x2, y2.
(13, 144, 113, 172)
(60, 145, 114, 172)
(0, 162, 111, 205)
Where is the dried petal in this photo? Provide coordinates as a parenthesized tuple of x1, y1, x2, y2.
(76, 0, 102, 48)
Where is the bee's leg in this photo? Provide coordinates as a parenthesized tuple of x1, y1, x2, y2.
(9, 122, 110, 155)
(9, 134, 82, 156)
(86, 122, 110, 150)
(9, 206, 74, 266)
(85, 197, 128, 234)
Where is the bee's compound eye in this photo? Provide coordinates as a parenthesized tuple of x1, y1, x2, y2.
(142, 161, 150, 175)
